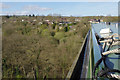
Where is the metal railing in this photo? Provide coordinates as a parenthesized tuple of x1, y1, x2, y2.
(66, 30, 91, 80)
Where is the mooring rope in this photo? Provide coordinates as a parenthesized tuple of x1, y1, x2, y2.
(93, 33, 120, 79)
(102, 48, 120, 55)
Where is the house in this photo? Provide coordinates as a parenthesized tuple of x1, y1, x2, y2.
(51, 22, 54, 24)
(38, 22, 43, 25)
(73, 28, 76, 31)
(89, 19, 99, 23)
(59, 22, 63, 25)
(33, 19, 37, 22)
(22, 19, 24, 22)
(59, 26, 63, 29)
(45, 20, 49, 22)
(100, 19, 103, 22)
(75, 18, 81, 22)
(89, 19, 103, 23)
(4, 20, 6, 23)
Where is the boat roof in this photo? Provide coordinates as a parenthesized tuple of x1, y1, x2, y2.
(92, 22, 119, 38)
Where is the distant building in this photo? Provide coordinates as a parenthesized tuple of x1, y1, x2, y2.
(75, 18, 81, 22)
(51, 22, 54, 24)
(33, 19, 37, 22)
(100, 19, 103, 22)
(4, 20, 6, 23)
(73, 28, 76, 31)
(45, 20, 49, 22)
(22, 19, 24, 22)
(59, 22, 63, 25)
(89, 19, 103, 23)
(59, 26, 63, 29)
(38, 22, 43, 25)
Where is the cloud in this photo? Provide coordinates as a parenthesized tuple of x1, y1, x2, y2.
(1, 4, 52, 15)
(23, 5, 52, 12)
(22, 5, 52, 15)
(1, 11, 30, 15)
(12, 11, 30, 15)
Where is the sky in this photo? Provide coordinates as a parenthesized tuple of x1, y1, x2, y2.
(0, 2, 118, 16)
(1, 0, 120, 2)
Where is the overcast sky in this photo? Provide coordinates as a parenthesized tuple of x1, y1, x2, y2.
(1, 2, 118, 16)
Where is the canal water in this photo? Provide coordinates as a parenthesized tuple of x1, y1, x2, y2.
(91, 22, 120, 72)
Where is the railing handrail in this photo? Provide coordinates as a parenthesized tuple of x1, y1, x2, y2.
(66, 30, 91, 80)
(80, 30, 91, 79)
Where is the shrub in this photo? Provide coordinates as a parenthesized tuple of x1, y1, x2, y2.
(41, 29, 51, 36)
(54, 32, 65, 40)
